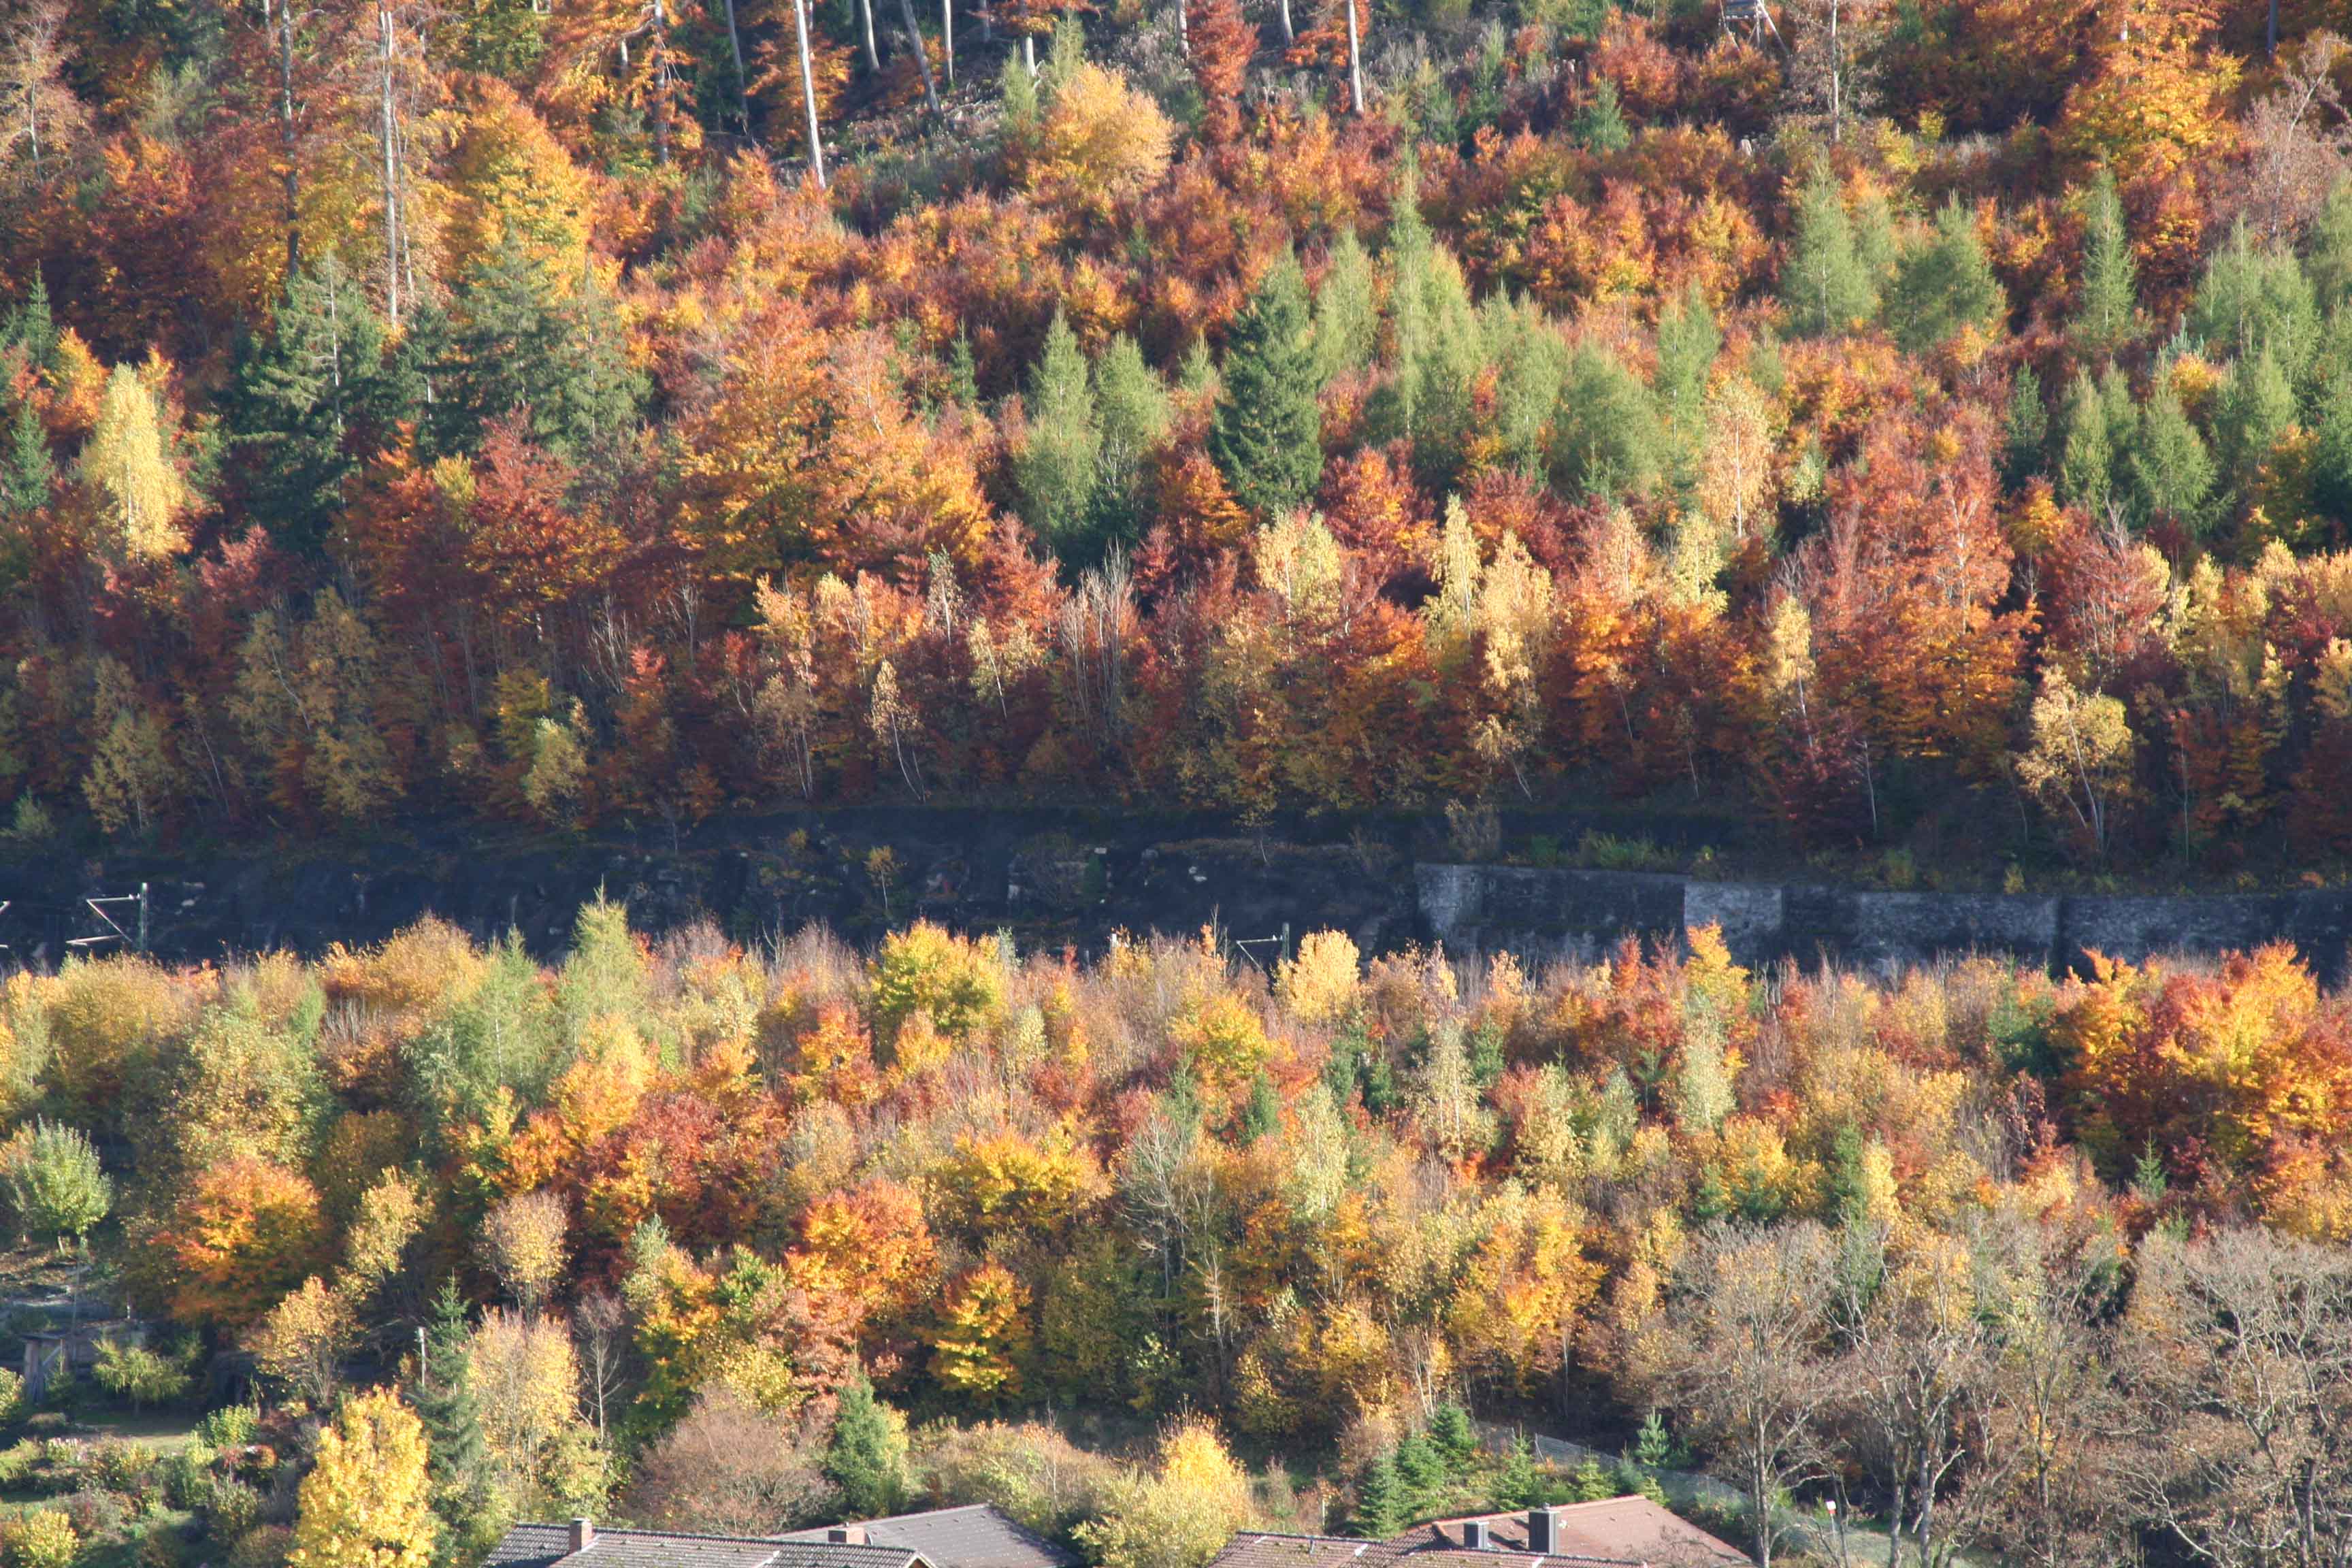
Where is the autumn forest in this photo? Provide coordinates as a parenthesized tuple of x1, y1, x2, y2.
(0, 0, 2351, 1566)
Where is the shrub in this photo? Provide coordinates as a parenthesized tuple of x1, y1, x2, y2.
(196, 1405, 260, 1450)
(92, 1340, 192, 1411)
(1, 1509, 77, 1568)
(199, 1476, 263, 1543)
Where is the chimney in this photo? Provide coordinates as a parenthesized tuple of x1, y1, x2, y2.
(570, 1519, 596, 1556)
(1462, 1521, 1489, 1550)
(830, 1527, 869, 1546)
(1526, 1508, 1563, 1555)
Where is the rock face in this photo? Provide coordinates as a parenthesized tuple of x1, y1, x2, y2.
(0, 810, 2341, 981)
(1416, 864, 2352, 983)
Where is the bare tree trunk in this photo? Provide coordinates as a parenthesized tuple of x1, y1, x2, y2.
(1023, 30, 1034, 73)
(1277, 0, 1292, 44)
(376, 0, 401, 327)
(1828, 0, 1840, 144)
(273, 0, 301, 276)
(719, 0, 749, 129)
(859, 0, 880, 73)
(650, 0, 673, 165)
(1175, 0, 1184, 46)
(896, 0, 940, 114)
(793, 0, 828, 186)
(1343, 0, 1362, 111)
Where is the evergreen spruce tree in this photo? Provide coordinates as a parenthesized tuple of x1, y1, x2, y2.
(1494, 1436, 1539, 1509)
(413, 1280, 499, 1568)
(1015, 310, 1100, 553)
(7, 270, 54, 367)
(229, 255, 390, 555)
(1571, 78, 1630, 154)
(2129, 374, 2217, 536)
(1781, 163, 1876, 338)
(1239, 1075, 1281, 1143)
(948, 330, 980, 408)
(825, 1378, 911, 1517)
(1884, 199, 2006, 353)
(2188, 221, 2320, 378)
(1354, 1452, 1404, 1538)
(1822, 1122, 1870, 1224)
(2004, 367, 2048, 487)
(1313, 228, 1379, 388)
(441, 235, 646, 456)
(2314, 370, 2352, 527)
(1395, 1433, 1446, 1510)
(1211, 251, 1323, 515)
(2059, 370, 2114, 517)
(2215, 346, 2294, 493)
(2074, 170, 2139, 360)
(2308, 184, 2352, 313)
(3, 402, 52, 523)
(1550, 345, 1664, 497)
(1429, 1403, 1477, 1475)
(1571, 1456, 1614, 1503)
(1633, 1409, 1672, 1471)
(1089, 333, 1170, 555)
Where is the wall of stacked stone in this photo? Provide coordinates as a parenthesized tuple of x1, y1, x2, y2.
(1416, 864, 2352, 985)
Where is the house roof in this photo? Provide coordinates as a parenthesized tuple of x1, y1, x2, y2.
(485, 1526, 926, 1568)
(1407, 1501, 1748, 1568)
(778, 1505, 1081, 1568)
(1210, 1499, 1746, 1568)
(1207, 1534, 1380, 1568)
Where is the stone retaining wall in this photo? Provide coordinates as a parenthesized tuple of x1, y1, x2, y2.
(1416, 864, 2352, 982)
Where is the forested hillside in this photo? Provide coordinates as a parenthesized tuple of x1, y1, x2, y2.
(0, 0, 2347, 872)
(1, 906, 2351, 1567)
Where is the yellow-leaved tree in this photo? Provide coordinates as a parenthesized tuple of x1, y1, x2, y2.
(80, 362, 189, 563)
(1075, 1417, 1255, 1568)
(290, 1387, 438, 1568)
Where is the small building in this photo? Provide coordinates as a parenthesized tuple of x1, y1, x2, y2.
(1211, 1501, 1748, 1568)
(779, 1505, 1081, 1568)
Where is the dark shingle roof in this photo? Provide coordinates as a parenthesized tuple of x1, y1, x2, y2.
(778, 1505, 1080, 1568)
(485, 1526, 925, 1568)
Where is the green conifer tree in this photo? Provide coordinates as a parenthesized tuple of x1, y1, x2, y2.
(1211, 251, 1324, 515)
(2129, 374, 2217, 536)
(1494, 1436, 1539, 1509)
(414, 1279, 500, 1568)
(2, 402, 52, 523)
(1015, 310, 1101, 553)
(7, 271, 54, 367)
(2059, 370, 2116, 517)
(230, 255, 391, 555)
(1354, 1452, 1404, 1538)
(1395, 1433, 1446, 1509)
(1313, 229, 1379, 388)
(1090, 332, 1170, 553)
(1572, 78, 1630, 154)
(1781, 164, 1876, 338)
(2074, 171, 2140, 360)
(2004, 367, 2048, 487)
(1884, 199, 2006, 353)
(1429, 1403, 1478, 1475)
(2215, 346, 2294, 493)
(825, 1379, 911, 1518)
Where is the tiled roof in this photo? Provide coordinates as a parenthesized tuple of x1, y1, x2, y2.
(1211, 1499, 1746, 1568)
(1208, 1535, 1379, 1568)
(485, 1526, 925, 1568)
(778, 1505, 1081, 1568)
(1410, 1501, 1748, 1568)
